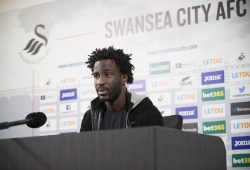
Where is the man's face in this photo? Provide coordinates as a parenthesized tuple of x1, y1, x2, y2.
(92, 59, 123, 102)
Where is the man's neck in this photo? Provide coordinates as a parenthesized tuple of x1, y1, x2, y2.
(105, 87, 126, 111)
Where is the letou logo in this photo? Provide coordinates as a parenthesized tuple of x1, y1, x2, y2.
(231, 101, 250, 116)
(39, 105, 57, 117)
(176, 106, 198, 119)
(201, 70, 224, 85)
(59, 117, 78, 130)
(61, 77, 77, 85)
(60, 88, 77, 101)
(203, 121, 226, 134)
(147, 77, 171, 91)
(80, 81, 96, 99)
(232, 153, 250, 167)
(202, 87, 225, 101)
(203, 57, 223, 66)
(19, 24, 49, 65)
(202, 103, 226, 118)
(149, 61, 170, 75)
(231, 70, 250, 80)
(231, 118, 250, 133)
(175, 90, 197, 104)
(232, 136, 250, 150)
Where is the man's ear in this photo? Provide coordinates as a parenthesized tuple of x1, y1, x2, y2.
(121, 74, 128, 85)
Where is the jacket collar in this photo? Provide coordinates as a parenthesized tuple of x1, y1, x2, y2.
(90, 90, 146, 113)
(91, 90, 132, 112)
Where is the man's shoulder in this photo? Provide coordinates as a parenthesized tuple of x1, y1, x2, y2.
(130, 92, 147, 104)
(129, 92, 155, 109)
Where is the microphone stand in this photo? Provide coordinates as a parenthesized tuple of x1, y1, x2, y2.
(0, 119, 31, 130)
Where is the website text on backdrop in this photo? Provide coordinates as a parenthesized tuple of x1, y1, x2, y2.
(80, 46, 163, 131)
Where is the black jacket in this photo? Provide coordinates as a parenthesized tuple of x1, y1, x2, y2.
(80, 91, 163, 131)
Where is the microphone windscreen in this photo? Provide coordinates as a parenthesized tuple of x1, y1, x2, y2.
(26, 112, 47, 128)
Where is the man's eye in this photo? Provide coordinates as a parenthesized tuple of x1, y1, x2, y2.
(93, 74, 99, 79)
(105, 72, 111, 77)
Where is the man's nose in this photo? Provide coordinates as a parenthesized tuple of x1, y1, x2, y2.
(96, 75, 105, 84)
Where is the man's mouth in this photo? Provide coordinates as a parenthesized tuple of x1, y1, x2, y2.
(97, 88, 108, 95)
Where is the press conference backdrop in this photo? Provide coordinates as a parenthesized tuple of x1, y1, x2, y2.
(0, 0, 249, 169)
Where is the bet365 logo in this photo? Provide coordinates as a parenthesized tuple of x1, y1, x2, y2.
(232, 153, 250, 167)
(203, 121, 226, 134)
(202, 87, 225, 101)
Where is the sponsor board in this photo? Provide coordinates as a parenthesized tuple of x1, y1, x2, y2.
(149, 92, 171, 106)
(231, 101, 250, 116)
(182, 123, 198, 133)
(232, 136, 250, 150)
(40, 93, 57, 104)
(231, 118, 250, 133)
(39, 105, 57, 117)
(39, 119, 57, 132)
(174, 74, 197, 88)
(158, 107, 172, 117)
(236, 53, 246, 63)
(127, 79, 146, 92)
(147, 77, 171, 91)
(202, 87, 225, 101)
(202, 103, 226, 118)
(60, 88, 77, 101)
(80, 85, 96, 99)
(203, 121, 226, 134)
(59, 117, 78, 130)
(176, 106, 198, 119)
(60, 102, 77, 115)
(230, 85, 250, 99)
(231, 69, 250, 81)
(232, 153, 250, 167)
(134, 67, 146, 76)
(149, 61, 170, 75)
(201, 70, 224, 85)
(175, 90, 198, 104)
(202, 57, 223, 66)
(175, 60, 193, 69)
(60, 77, 77, 85)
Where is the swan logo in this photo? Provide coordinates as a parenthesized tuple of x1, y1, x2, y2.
(236, 53, 246, 63)
(19, 24, 49, 65)
(23, 25, 48, 55)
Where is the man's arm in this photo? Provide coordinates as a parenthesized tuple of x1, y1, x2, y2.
(80, 110, 92, 131)
(143, 101, 163, 126)
(129, 97, 163, 127)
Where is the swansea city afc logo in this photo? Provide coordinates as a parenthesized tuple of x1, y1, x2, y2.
(19, 24, 49, 65)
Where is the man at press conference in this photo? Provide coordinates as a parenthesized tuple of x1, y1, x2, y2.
(80, 46, 163, 131)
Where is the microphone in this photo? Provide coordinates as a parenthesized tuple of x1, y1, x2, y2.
(0, 112, 47, 130)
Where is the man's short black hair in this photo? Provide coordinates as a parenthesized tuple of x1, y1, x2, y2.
(85, 46, 135, 84)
